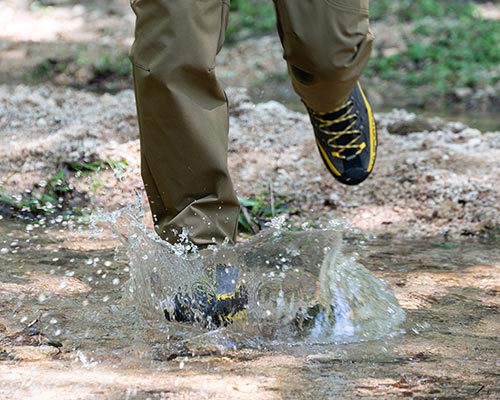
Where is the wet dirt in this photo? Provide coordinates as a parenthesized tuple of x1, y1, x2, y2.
(0, 219, 498, 399)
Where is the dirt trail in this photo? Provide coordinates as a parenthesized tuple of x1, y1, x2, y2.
(1, 83, 498, 238)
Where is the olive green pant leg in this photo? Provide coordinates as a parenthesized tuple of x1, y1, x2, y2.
(274, 0, 373, 112)
(130, 0, 239, 246)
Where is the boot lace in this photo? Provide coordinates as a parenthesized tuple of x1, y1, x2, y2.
(310, 100, 366, 160)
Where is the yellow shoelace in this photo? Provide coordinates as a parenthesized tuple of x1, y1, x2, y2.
(311, 100, 366, 160)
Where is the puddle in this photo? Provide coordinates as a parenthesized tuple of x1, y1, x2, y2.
(248, 79, 500, 132)
(0, 212, 498, 399)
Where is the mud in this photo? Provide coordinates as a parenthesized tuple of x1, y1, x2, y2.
(0, 219, 498, 399)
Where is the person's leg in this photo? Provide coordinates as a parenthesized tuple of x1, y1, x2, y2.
(274, 0, 376, 185)
(274, 0, 373, 110)
(130, 0, 239, 246)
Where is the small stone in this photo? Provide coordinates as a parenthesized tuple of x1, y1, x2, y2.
(36, 117, 47, 127)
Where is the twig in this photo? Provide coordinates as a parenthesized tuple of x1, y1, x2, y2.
(269, 180, 275, 217)
(241, 206, 259, 234)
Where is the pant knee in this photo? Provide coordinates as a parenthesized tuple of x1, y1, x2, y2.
(288, 28, 373, 86)
(276, 0, 373, 85)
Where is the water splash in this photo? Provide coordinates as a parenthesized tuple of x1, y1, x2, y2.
(103, 206, 405, 347)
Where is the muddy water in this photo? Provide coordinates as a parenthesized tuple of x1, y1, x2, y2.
(0, 217, 498, 399)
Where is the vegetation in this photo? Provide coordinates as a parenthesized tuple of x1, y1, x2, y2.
(88, 54, 132, 79)
(29, 53, 132, 84)
(227, 0, 499, 94)
(370, 0, 470, 21)
(227, 0, 276, 42)
(66, 159, 128, 174)
(0, 169, 77, 218)
(0, 160, 127, 219)
(25, 0, 498, 103)
(366, 1, 500, 92)
(238, 184, 291, 234)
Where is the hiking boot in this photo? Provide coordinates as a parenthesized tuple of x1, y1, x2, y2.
(306, 81, 377, 185)
(164, 264, 248, 327)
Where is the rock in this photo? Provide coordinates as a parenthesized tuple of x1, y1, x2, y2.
(0, 320, 62, 361)
(0, 344, 61, 361)
(452, 87, 473, 101)
(1, 320, 62, 347)
(386, 116, 444, 135)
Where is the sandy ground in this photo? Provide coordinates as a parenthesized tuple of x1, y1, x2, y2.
(0, 83, 498, 239)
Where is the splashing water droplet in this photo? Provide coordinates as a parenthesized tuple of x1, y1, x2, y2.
(102, 202, 405, 349)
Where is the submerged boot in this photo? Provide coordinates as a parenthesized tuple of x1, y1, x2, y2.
(306, 81, 377, 185)
(164, 264, 248, 327)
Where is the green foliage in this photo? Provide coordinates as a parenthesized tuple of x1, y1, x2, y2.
(226, 0, 276, 42)
(29, 58, 69, 80)
(238, 185, 291, 234)
(66, 159, 128, 174)
(30, 1, 56, 10)
(0, 159, 127, 219)
(0, 194, 15, 207)
(92, 54, 132, 77)
(0, 169, 74, 217)
(370, 0, 469, 21)
(366, 1, 500, 93)
(29, 52, 131, 83)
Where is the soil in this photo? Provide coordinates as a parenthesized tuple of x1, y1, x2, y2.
(1, 83, 498, 239)
(0, 220, 498, 400)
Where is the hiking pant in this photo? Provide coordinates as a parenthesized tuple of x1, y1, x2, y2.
(130, 0, 373, 246)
